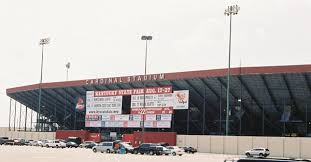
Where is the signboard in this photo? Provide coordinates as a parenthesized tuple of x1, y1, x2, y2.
(131, 107, 173, 114)
(173, 90, 189, 109)
(86, 91, 123, 115)
(126, 121, 141, 128)
(130, 93, 173, 108)
(115, 115, 130, 121)
(75, 97, 85, 111)
(144, 121, 171, 128)
(93, 86, 172, 97)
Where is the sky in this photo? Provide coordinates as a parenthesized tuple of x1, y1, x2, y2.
(0, 0, 311, 127)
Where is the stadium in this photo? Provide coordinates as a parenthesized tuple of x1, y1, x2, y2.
(5, 64, 311, 137)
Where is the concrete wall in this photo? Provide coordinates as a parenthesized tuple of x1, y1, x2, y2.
(0, 127, 55, 140)
(176, 135, 311, 159)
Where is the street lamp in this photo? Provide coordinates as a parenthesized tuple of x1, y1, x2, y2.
(37, 37, 50, 132)
(224, 5, 240, 136)
(65, 62, 70, 129)
(66, 62, 70, 80)
(141, 35, 152, 143)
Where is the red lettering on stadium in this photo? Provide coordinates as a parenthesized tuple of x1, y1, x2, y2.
(85, 74, 165, 85)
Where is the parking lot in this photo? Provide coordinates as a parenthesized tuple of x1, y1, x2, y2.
(0, 145, 241, 162)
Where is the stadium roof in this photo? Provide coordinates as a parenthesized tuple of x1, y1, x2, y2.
(6, 64, 311, 134)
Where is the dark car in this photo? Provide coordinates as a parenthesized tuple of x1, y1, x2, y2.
(85, 142, 97, 149)
(133, 143, 161, 155)
(0, 137, 9, 145)
(183, 147, 197, 153)
(66, 137, 82, 145)
(66, 141, 79, 148)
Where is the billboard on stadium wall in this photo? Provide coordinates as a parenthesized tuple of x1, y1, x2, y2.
(86, 121, 171, 128)
(85, 86, 174, 128)
(86, 94, 123, 114)
(85, 114, 172, 128)
(173, 90, 189, 110)
(130, 93, 174, 108)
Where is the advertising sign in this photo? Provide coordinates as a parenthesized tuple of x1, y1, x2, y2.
(145, 114, 157, 121)
(93, 86, 172, 97)
(130, 93, 173, 108)
(160, 114, 172, 121)
(115, 115, 130, 121)
(86, 92, 123, 115)
(131, 107, 173, 114)
(75, 97, 85, 111)
(156, 121, 171, 128)
(173, 90, 189, 110)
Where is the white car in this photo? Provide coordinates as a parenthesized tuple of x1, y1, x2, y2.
(166, 146, 184, 156)
(245, 148, 270, 157)
(92, 142, 115, 153)
(45, 140, 66, 148)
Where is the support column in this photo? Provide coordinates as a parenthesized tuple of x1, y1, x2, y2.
(219, 84, 222, 134)
(30, 109, 33, 131)
(13, 101, 17, 131)
(202, 88, 206, 135)
(24, 106, 28, 131)
(19, 103, 22, 131)
(187, 108, 190, 135)
(9, 98, 12, 131)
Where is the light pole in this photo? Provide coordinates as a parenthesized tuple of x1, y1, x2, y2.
(66, 62, 70, 81)
(224, 5, 240, 136)
(65, 62, 70, 129)
(141, 35, 152, 143)
(37, 38, 50, 132)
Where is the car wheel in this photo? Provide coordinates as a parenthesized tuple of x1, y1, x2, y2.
(93, 148, 97, 153)
(179, 154, 182, 156)
(172, 152, 177, 156)
(106, 149, 111, 153)
(259, 153, 264, 157)
(133, 150, 138, 154)
(149, 151, 154, 155)
(246, 153, 251, 157)
(56, 145, 59, 148)
(46, 145, 49, 148)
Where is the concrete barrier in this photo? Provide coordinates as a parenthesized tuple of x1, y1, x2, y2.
(176, 134, 311, 159)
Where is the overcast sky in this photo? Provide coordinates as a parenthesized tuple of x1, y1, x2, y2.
(0, 0, 311, 127)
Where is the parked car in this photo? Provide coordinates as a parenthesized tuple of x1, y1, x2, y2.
(45, 140, 66, 148)
(12, 138, 26, 145)
(133, 143, 160, 155)
(92, 142, 115, 153)
(183, 147, 197, 153)
(24, 140, 34, 146)
(80, 141, 97, 149)
(5, 139, 14, 145)
(38, 139, 49, 147)
(245, 148, 270, 158)
(0, 137, 9, 145)
(166, 146, 184, 156)
(66, 137, 82, 145)
(66, 141, 79, 148)
(156, 146, 170, 155)
(120, 142, 134, 153)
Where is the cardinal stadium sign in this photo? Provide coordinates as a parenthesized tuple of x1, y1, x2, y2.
(85, 73, 165, 85)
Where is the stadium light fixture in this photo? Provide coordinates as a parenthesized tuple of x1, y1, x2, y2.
(224, 4, 240, 136)
(141, 35, 152, 143)
(37, 37, 50, 132)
